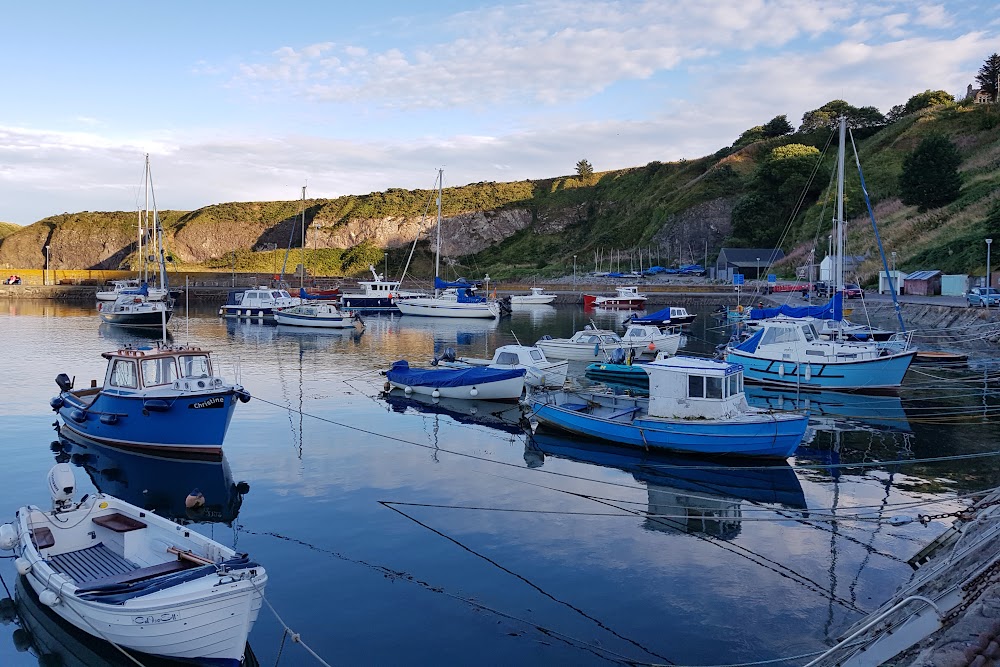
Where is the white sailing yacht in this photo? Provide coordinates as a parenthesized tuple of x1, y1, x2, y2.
(396, 169, 501, 319)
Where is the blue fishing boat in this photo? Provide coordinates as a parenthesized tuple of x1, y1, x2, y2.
(526, 356, 808, 458)
(624, 306, 696, 326)
(385, 360, 526, 401)
(50, 344, 251, 455)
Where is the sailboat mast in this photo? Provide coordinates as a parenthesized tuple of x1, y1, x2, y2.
(141, 154, 149, 282)
(835, 117, 846, 295)
(300, 185, 306, 290)
(435, 168, 442, 295)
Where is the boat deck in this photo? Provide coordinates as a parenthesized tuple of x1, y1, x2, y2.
(49, 543, 136, 585)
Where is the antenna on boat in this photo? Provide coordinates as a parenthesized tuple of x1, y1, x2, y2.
(510, 330, 522, 346)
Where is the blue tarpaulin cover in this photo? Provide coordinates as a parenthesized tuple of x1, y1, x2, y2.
(748, 292, 843, 321)
(733, 328, 765, 353)
(435, 277, 478, 289)
(120, 283, 149, 296)
(387, 360, 525, 388)
(629, 307, 673, 324)
(456, 287, 486, 303)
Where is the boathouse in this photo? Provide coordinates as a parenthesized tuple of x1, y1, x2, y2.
(714, 248, 784, 281)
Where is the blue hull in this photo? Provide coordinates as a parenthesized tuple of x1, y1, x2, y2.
(725, 349, 916, 391)
(529, 398, 807, 458)
(57, 390, 239, 454)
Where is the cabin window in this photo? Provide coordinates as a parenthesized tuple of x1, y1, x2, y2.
(706, 376, 723, 399)
(272, 291, 282, 299)
(109, 360, 138, 389)
(496, 352, 519, 365)
(529, 350, 543, 361)
(179, 354, 211, 378)
(728, 374, 740, 396)
(141, 357, 178, 387)
(587, 336, 600, 344)
(688, 375, 704, 398)
(601, 336, 619, 344)
(761, 326, 799, 346)
(801, 325, 816, 342)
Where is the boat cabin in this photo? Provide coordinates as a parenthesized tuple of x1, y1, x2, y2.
(623, 324, 665, 341)
(570, 327, 622, 345)
(355, 279, 401, 297)
(491, 345, 549, 366)
(100, 346, 220, 393)
(616, 286, 642, 297)
(643, 356, 746, 419)
(237, 288, 294, 307)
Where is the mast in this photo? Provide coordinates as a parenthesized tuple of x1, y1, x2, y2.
(435, 168, 442, 296)
(300, 185, 306, 290)
(835, 117, 846, 296)
(140, 155, 147, 282)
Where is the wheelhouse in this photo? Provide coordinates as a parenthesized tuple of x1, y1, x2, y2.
(101, 346, 219, 392)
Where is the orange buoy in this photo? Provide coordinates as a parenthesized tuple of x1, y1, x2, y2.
(647, 342, 656, 351)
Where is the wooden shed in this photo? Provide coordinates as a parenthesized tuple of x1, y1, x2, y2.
(904, 270, 942, 296)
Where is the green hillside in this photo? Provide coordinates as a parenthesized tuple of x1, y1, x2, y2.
(1, 101, 999, 284)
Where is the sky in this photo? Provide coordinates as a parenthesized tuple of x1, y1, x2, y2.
(1, 0, 998, 225)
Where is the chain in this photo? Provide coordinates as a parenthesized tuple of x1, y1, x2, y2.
(918, 496, 1000, 525)
(944, 558, 1000, 623)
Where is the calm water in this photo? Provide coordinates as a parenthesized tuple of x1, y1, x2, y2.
(0, 299, 998, 666)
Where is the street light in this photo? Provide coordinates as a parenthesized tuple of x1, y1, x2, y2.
(987, 238, 993, 289)
(573, 255, 577, 289)
(384, 251, 388, 279)
(44, 245, 50, 286)
(756, 257, 760, 280)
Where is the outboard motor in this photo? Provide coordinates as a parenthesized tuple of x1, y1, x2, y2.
(609, 348, 626, 365)
(440, 347, 457, 363)
(55, 373, 73, 393)
(47, 463, 75, 511)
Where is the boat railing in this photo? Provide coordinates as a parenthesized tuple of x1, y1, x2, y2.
(879, 331, 914, 354)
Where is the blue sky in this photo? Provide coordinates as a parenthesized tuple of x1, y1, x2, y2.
(1, 0, 998, 224)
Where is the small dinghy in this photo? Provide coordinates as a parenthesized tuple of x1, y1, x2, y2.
(0, 464, 267, 667)
(385, 360, 526, 401)
(274, 301, 364, 329)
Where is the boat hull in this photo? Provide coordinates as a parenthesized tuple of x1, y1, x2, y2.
(56, 389, 241, 454)
(397, 298, 500, 319)
(274, 310, 361, 328)
(535, 340, 650, 361)
(725, 348, 917, 391)
(388, 374, 525, 401)
(511, 295, 556, 305)
(340, 295, 399, 311)
(584, 294, 648, 309)
(527, 391, 807, 458)
(220, 305, 280, 319)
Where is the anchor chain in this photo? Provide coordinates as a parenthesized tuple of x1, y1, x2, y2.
(918, 497, 1000, 525)
(944, 557, 1000, 623)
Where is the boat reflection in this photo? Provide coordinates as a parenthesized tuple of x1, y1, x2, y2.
(395, 314, 499, 350)
(510, 304, 558, 325)
(275, 323, 365, 349)
(382, 388, 523, 435)
(525, 432, 806, 540)
(744, 385, 911, 433)
(1, 575, 258, 667)
(55, 433, 248, 526)
(97, 321, 172, 344)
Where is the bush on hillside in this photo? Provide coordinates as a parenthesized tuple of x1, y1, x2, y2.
(900, 134, 963, 212)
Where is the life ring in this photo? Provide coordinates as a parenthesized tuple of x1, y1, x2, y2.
(737, 305, 744, 313)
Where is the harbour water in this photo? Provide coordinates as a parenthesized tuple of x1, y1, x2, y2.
(0, 299, 998, 666)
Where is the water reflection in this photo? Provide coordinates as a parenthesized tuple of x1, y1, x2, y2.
(97, 321, 172, 344)
(55, 434, 247, 525)
(382, 388, 523, 435)
(744, 386, 911, 433)
(0, 576, 258, 667)
(525, 433, 806, 540)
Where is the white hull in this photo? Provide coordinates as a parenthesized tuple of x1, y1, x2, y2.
(511, 295, 556, 305)
(536, 340, 650, 361)
(274, 311, 361, 329)
(96, 288, 169, 302)
(397, 298, 500, 319)
(388, 375, 525, 400)
(440, 359, 568, 388)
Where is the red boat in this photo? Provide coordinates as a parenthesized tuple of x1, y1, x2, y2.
(583, 286, 648, 309)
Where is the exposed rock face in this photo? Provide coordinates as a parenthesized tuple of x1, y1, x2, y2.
(651, 197, 737, 261)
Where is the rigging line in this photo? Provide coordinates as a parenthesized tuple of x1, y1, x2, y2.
(244, 529, 635, 665)
(378, 502, 678, 664)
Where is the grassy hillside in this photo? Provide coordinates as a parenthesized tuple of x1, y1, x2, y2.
(2, 103, 998, 283)
(0, 222, 19, 241)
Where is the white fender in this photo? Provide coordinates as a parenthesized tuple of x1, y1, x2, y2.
(404, 386, 412, 394)
(431, 389, 440, 398)
(778, 364, 785, 378)
(0, 523, 17, 550)
(804, 364, 812, 381)
(39, 590, 60, 607)
(15, 557, 31, 575)
(469, 387, 479, 397)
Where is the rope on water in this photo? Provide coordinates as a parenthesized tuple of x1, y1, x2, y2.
(251, 579, 333, 667)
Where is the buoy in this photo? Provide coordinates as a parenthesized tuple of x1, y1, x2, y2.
(470, 387, 479, 397)
(39, 590, 60, 607)
(778, 364, 785, 378)
(647, 342, 656, 351)
(15, 557, 31, 575)
(431, 389, 440, 398)
(185, 488, 206, 510)
(804, 364, 812, 381)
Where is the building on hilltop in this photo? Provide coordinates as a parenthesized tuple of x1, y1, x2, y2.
(966, 84, 994, 104)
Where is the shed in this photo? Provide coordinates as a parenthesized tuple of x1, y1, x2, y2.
(904, 270, 942, 296)
(878, 270, 904, 295)
(941, 275, 969, 296)
(715, 248, 785, 282)
(819, 255, 866, 282)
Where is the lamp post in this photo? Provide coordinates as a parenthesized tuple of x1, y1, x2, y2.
(44, 245, 50, 286)
(231, 250, 236, 288)
(384, 251, 388, 279)
(890, 251, 897, 295)
(756, 257, 760, 280)
(987, 238, 993, 289)
(573, 255, 577, 289)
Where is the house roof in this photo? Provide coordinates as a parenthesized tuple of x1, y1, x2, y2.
(905, 270, 942, 281)
(718, 248, 785, 264)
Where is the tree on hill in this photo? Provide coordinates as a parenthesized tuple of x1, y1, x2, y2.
(732, 125, 765, 149)
(575, 159, 594, 182)
(730, 143, 826, 247)
(899, 134, 962, 212)
(976, 53, 1000, 102)
(905, 90, 955, 114)
(799, 100, 885, 132)
(762, 114, 794, 137)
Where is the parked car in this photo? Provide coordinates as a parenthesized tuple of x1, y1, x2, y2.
(812, 281, 832, 295)
(843, 283, 864, 299)
(966, 287, 1000, 307)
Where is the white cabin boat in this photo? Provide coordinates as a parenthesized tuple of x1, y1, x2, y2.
(622, 323, 682, 357)
(274, 302, 364, 329)
(436, 344, 568, 388)
(98, 292, 172, 328)
(535, 324, 664, 361)
(219, 287, 299, 318)
(1, 464, 267, 666)
(339, 266, 425, 312)
(511, 287, 556, 305)
(96, 279, 170, 302)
